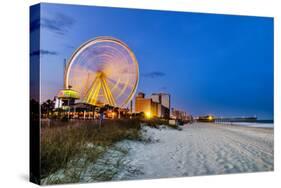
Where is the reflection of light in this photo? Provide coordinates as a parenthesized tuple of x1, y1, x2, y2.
(208, 115, 213, 121)
(145, 111, 152, 119)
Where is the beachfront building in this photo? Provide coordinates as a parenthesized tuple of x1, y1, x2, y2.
(151, 93, 170, 119)
(135, 92, 158, 118)
(171, 108, 192, 122)
(135, 92, 171, 119)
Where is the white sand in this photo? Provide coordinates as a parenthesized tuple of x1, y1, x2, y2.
(43, 123, 274, 183)
(113, 123, 274, 180)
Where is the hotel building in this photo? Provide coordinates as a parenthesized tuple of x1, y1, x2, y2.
(135, 92, 170, 119)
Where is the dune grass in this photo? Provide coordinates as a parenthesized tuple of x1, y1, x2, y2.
(40, 119, 141, 182)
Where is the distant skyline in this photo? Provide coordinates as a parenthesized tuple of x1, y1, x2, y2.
(30, 3, 274, 119)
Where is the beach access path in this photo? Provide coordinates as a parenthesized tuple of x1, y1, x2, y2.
(113, 122, 273, 180)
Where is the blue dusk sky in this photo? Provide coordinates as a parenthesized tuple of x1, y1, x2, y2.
(30, 3, 274, 119)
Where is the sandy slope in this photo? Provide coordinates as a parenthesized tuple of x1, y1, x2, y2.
(113, 123, 274, 180)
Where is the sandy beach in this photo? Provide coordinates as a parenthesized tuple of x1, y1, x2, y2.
(110, 122, 274, 180)
(44, 122, 274, 183)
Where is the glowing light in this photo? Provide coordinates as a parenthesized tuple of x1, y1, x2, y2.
(112, 112, 116, 119)
(57, 89, 80, 99)
(65, 37, 139, 107)
(145, 111, 152, 119)
(208, 115, 213, 121)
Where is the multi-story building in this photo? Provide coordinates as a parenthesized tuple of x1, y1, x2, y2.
(151, 93, 170, 118)
(135, 92, 158, 118)
(135, 92, 171, 119)
(151, 93, 170, 109)
(171, 108, 192, 121)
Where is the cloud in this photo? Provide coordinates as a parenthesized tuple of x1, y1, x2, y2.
(30, 50, 58, 57)
(142, 71, 166, 78)
(30, 13, 75, 35)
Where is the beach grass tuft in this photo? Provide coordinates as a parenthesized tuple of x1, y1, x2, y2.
(40, 119, 141, 182)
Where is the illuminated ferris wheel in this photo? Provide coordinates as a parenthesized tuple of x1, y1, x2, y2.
(64, 37, 139, 107)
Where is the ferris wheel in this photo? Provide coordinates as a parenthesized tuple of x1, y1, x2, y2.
(64, 36, 139, 107)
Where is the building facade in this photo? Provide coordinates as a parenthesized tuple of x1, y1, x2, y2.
(135, 92, 158, 117)
(135, 92, 170, 119)
(171, 108, 192, 121)
(151, 93, 170, 118)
